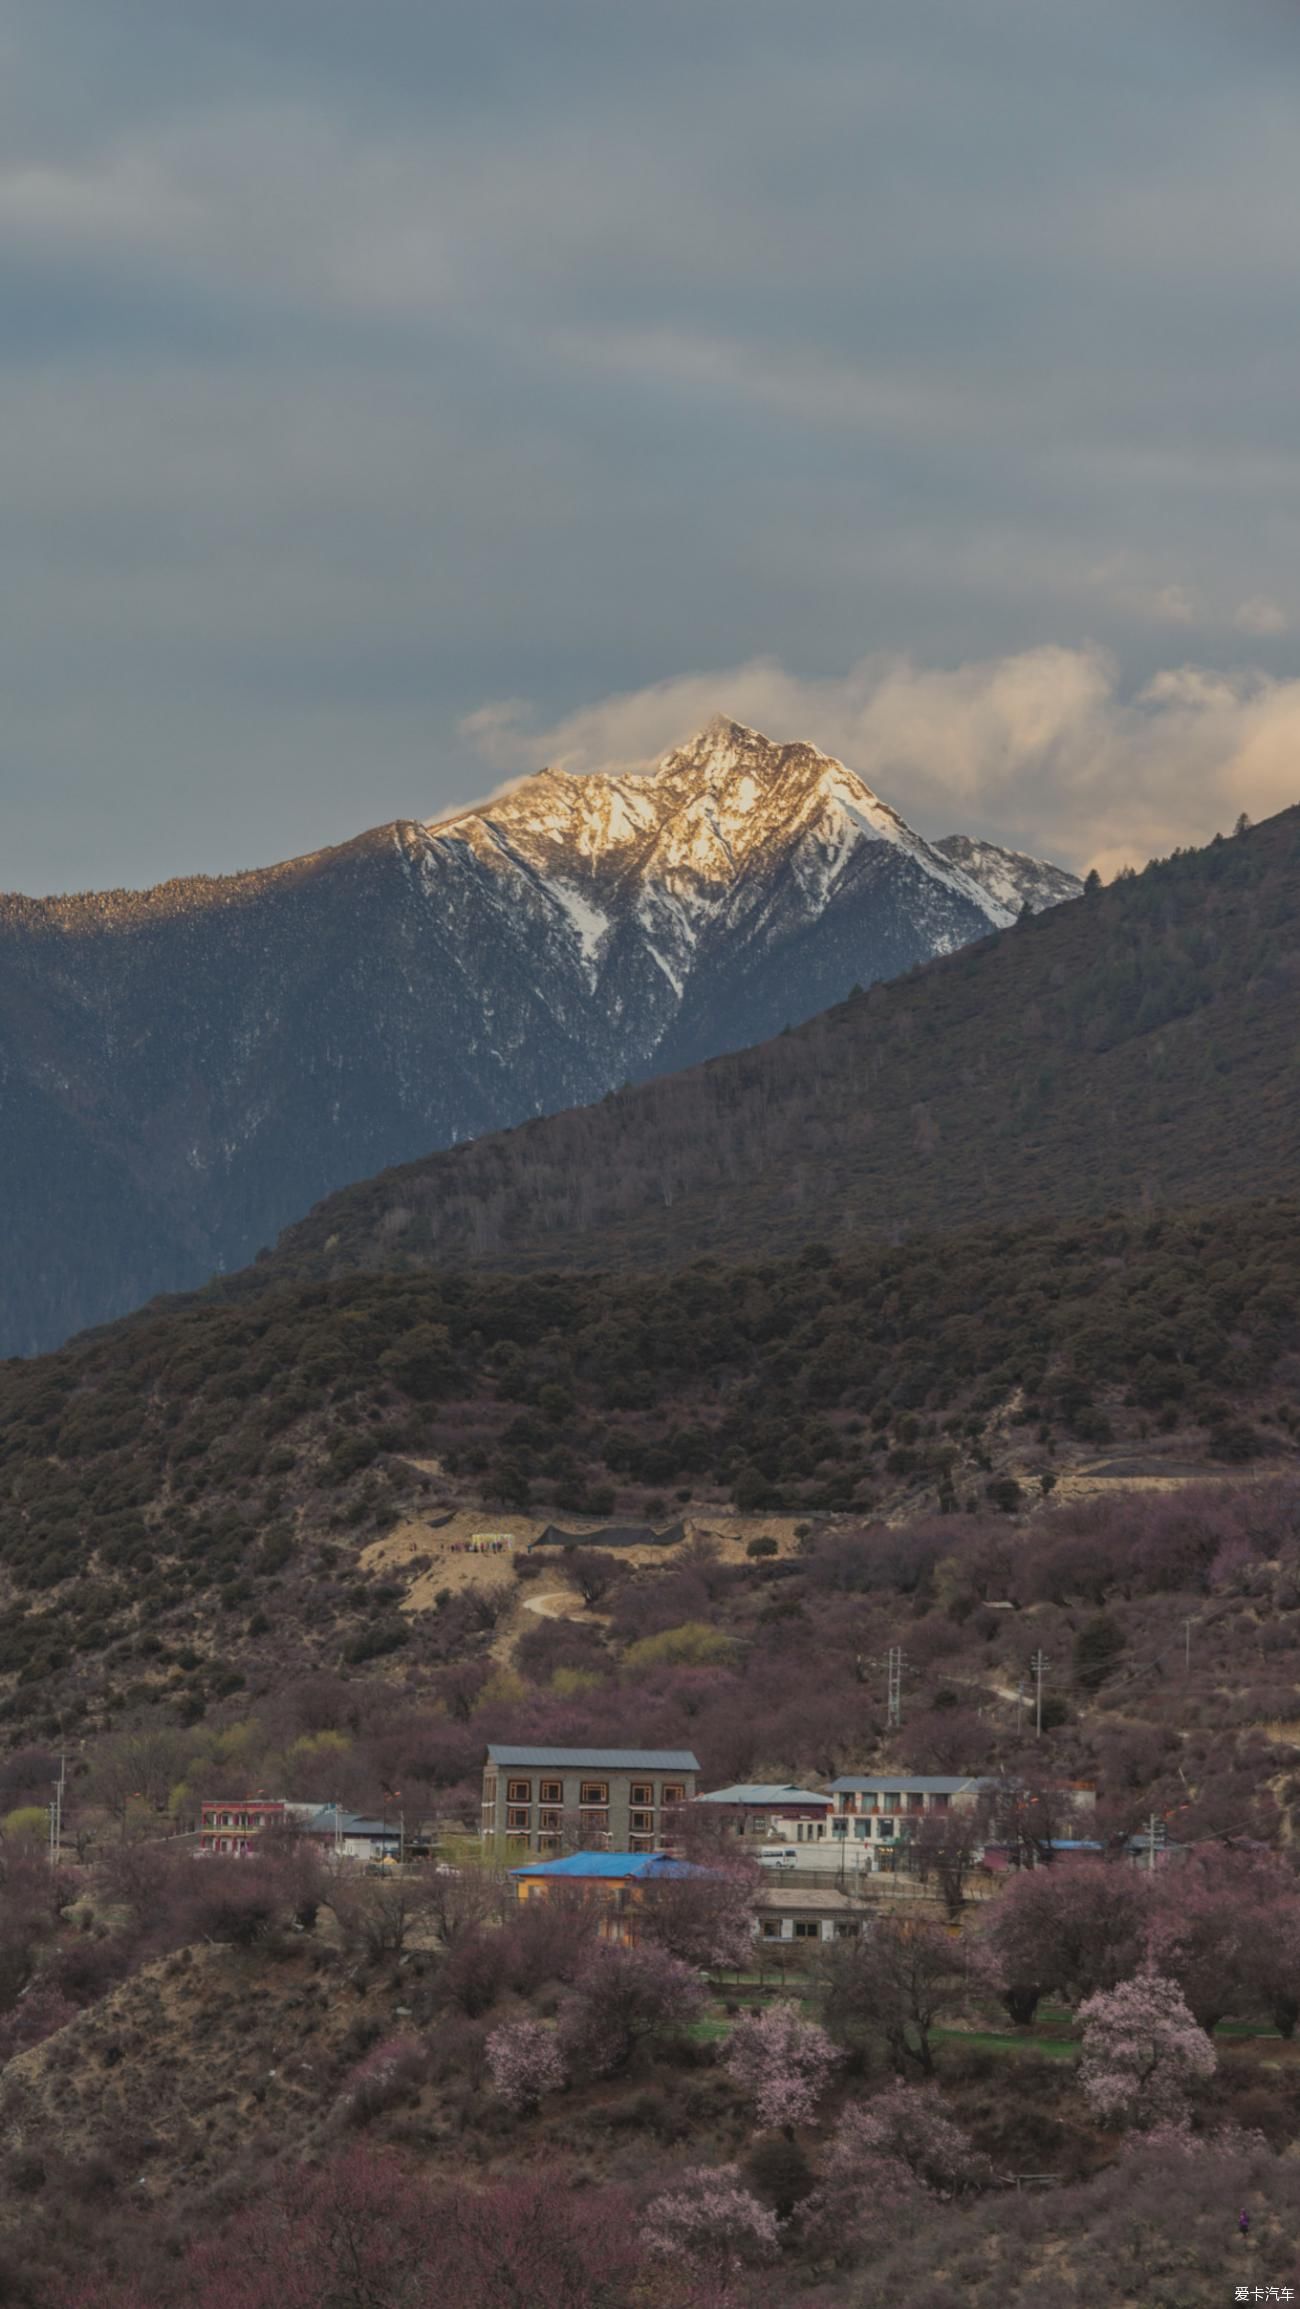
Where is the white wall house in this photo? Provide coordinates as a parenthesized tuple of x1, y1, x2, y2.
(823, 1775, 994, 1873)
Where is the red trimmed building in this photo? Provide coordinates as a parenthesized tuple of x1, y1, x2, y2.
(199, 1798, 287, 1856)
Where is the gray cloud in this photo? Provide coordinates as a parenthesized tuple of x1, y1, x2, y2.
(0, 0, 1298, 891)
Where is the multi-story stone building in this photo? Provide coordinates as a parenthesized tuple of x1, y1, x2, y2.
(481, 1744, 700, 1856)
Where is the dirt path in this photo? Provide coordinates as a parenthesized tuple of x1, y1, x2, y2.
(521, 1588, 593, 1621)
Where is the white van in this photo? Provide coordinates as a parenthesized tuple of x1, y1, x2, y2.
(759, 1845, 799, 1870)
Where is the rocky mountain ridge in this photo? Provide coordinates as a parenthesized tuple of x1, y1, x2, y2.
(0, 718, 1076, 1352)
(935, 833, 1082, 916)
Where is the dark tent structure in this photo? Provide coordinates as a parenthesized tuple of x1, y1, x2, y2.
(529, 1521, 686, 1552)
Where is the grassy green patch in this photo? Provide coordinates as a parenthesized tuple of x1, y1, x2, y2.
(935, 2027, 1078, 2061)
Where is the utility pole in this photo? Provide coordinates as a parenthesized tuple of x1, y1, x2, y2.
(1031, 1650, 1046, 1738)
(47, 1751, 65, 1870)
(886, 1647, 904, 1731)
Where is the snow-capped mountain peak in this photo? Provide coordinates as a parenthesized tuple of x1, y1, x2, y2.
(0, 716, 1081, 1352)
(412, 720, 1070, 1059)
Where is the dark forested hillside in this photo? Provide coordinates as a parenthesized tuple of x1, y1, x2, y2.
(1, 1197, 1297, 1737)
(272, 804, 1300, 1281)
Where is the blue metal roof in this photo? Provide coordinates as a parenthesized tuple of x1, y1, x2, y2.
(508, 1850, 699, 1881)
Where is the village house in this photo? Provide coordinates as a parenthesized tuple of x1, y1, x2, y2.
(825, 1775, 995, 1871)
(198, 1799, 407, 1862)
(508, 1846, 867, 1949)
(754, 1881, 867, 1944)
(692, 1783, 834, 1839)
(300, 1807, 406, 1863)
(481, 1744, 699, 1856)
(199, 1797, 289, 1856)
(508, 1849, 699, 1941)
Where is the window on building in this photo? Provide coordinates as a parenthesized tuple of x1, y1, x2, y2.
(539, 1809, 562, 1833)
(629, 1835, 656, 1851)
(834, 1921, 860, 1938)
(630, 1782, 654, 1807)
(760, 1918, 783, 1938)
(831, 1819, 847, 1836)
(630, 1811, 655, 1834)
(537, 1834, 562, 1853)
(539, 1780, 563, 1805)
(854, 1820, 869, 1839)
(932, 1792, 950, 1810)
(662, 1784, 686, 1806)
(907, 1793, 925, 1812)
(877, 1817, 895, 1839)
(506, 1808, 531, 1833)
(793, 1920, 820, 1940)
(884, 1793, 901, 1810)
(579, 1782, 609, 1807)
(507, 1780, 532, 1805)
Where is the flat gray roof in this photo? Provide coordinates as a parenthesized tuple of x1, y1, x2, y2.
(829, 1774, 992, 1795)
(696, 1784, 833, 1806)
(757, 1885, 863, 1912)
(486, 1745, 700, 1772)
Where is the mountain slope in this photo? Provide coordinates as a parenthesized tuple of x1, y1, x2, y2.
(0, 1196, 1295, 1737)
(936, 834, 1081, 915)
(0, 719, 1068, 1354)
(268, 801, 1300, 1281)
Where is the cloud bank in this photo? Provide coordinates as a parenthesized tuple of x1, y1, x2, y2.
(1, 2, 1299, 891)
(464, 648, 1300, 876)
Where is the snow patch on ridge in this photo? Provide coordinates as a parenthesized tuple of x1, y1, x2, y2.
(540, 878, 611, 974)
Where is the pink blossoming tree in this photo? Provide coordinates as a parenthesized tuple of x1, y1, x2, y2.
(806, 2083, 989, 2263)
(486, 2018, 566, 2112)
(560, 1941, 705, 2078)
(831, 2082, 990, 2195)
(726, 2003, 842, 2130)
(1078, 1969, 1216, 2130)
(642, 2164, 780, 2279)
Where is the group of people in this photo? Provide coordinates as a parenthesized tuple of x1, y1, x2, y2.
(448, 1534, 514, 1555)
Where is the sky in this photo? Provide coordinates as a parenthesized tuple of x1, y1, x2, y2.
(3, 0, 1300, 892)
